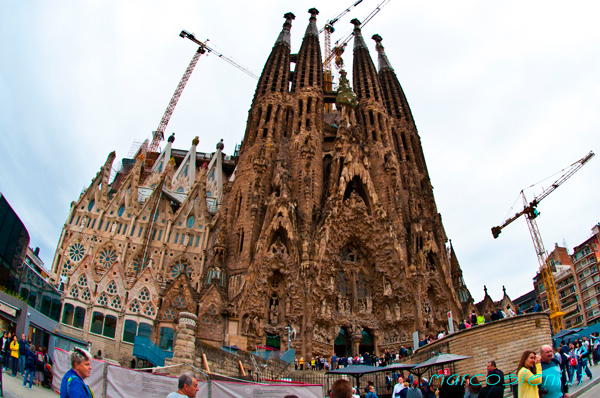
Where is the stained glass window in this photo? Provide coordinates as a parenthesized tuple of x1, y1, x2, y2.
(106, 281, 117, 295)
(131, 256, 147, 272)
(81, 288, 91, 302)
(144, 304, 156, 317)
(208, 305, 218, 315)
(78, 275, 88, 287)
(88, 200, 95, 212)
(138, 288, 150, 302)
(97, 293, 108, 306)
(69, 286, 79, 298)
(110, 296, 122, 310)
(129, 300, 140, 313)
(118, 205, 125, 217)
(69, 243, 85, 262)
(164, 308, 176, 320)
(99, 249, 117, 268)
(173, 295, 185, 308)
(187, 215, 195, 229)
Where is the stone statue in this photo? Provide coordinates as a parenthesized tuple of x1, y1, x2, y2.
(79, 216, 87, 232)
(110, 221, 117, 236)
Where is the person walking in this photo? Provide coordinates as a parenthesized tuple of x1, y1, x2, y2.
(9, 335, 19, 377)
(60, 348, 94, 398)
(574, 341, 592, 385)
(22, 347, 36, 389)
(35, 346, 45, 386)
(517, 350, 542, 398)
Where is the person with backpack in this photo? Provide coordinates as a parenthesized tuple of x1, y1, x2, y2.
(22, 347, 37, 389)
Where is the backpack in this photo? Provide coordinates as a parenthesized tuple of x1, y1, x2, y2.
(26, 355, 35, 368)
(470, 314, 477, 324)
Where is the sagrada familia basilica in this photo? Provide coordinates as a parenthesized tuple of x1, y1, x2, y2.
(50, 9, 475, 365)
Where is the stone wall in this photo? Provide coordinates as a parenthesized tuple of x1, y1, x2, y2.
(406, 313, 552, 379)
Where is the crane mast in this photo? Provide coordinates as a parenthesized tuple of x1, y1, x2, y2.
(321, 0, 365, 112)
(143, 30, 257, 176)
(492, 150, 595, 332)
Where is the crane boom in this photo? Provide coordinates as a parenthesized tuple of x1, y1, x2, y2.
(323, 0, 391, 70)
(491, 150, 595, 332)
(492, 150, 595, 238)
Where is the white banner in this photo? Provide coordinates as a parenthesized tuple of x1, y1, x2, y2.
(211, 381, 323, 398)
(106, 365, 209, 398)
(52, 348, 106, 396)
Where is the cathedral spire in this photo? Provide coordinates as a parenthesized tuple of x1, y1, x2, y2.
(351, 19, 382, 102)
(371, 34, 393, 72)
(371, 34, 413, 124)
(291, 9, 323, 92)
(276, 12, 295, 46)
(304, 8, 319, 37)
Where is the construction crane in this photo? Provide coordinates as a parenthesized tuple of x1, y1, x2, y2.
(142, 30, 258, 176)
(321, 0, 365, 111)
(492, 150, 595, 333)
(322, 0, 391, 73)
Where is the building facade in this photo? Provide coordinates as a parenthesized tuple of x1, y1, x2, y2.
(572, 224, 600, 325)
(50, 10, 472, 365)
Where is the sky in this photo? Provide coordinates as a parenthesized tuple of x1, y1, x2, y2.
(1, 1, 599, 305)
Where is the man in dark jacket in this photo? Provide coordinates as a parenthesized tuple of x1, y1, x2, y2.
(22, 348, 36, 389)
(18, 334, 28, 375)
(486, 361, 504, 390)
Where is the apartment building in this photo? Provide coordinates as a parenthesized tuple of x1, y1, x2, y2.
(572, 224, 600, 324)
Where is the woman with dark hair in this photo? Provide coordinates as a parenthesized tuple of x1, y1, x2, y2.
(517, 350, 542, 398)
(464, 376, 482, 398)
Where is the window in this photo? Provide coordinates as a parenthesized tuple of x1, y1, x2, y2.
(62, 303, 86, 329)
(123, 320, 152, 343)
(187, 216, 195, 229)
(90, 312, 117, 338)
(118, 205, 125, 217)
(138, 288, 150, 302)
(159, 327, 175, 351)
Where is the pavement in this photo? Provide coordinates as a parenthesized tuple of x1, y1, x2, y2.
(569, 362, 600, 398)
(0, 371, 56, 398)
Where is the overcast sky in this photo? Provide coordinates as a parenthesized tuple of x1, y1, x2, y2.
(1, 1, 599, 305)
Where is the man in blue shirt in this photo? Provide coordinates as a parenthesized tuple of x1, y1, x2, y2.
(60, 348, 94, 398)
(540, 344, 569, 398)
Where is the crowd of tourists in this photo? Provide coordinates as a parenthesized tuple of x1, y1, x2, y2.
(295, 348, 412, 371)
(327, 338, 595, 398)
(0, 331, 53, 389)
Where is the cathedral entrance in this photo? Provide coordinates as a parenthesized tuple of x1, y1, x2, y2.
(359, 330, 374, 355)
(334, 328, 352, 357)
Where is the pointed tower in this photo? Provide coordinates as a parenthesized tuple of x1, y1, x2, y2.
(244, 13, 295, 147)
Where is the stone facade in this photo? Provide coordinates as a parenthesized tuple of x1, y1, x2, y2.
(407, 313, 552, 380)
(50, 9, 474, 367)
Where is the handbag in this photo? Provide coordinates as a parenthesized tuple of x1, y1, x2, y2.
(569, 357, 577, 366)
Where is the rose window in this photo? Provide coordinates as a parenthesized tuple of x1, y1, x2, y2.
(173, 295, 186, 308)
(170, 262, 191, 279)
(78, 275, 88, 287)
(144, 304, 156, 317)
(138, 288, 150, 302)
(164, 308, 176, 320)
(97, 293, 108, 306)
(81, 289, 91, 302)
(99, 249, 117, 268)
(69, 243, 85, 262)
(69, 286, 79, 298)
(106, 281, 117, 294)
(132, 257, 147, 272)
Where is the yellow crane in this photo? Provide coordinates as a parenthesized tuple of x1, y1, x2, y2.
(492, 151, 594, 332)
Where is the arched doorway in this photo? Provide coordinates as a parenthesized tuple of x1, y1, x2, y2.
(359, 329, 374, 355)
(334, 327, 352, 357)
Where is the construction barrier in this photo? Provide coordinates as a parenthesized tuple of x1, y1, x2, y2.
(52, 348, 321, 398)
